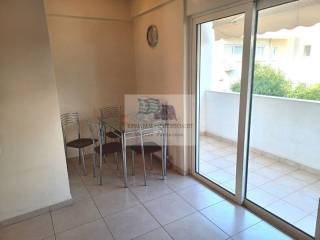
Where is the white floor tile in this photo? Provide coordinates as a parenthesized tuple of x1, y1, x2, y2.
(43, 236, 56, 240)
(220, 179, 236, 193)
(204, 169, 234, 184)
(201, 201, 261, 236)
(232, 221, 292, 240)
(69, 182, 91, 201)
(3, 138, 299, 240)
(283, 191, 318, 213)
(144, 193, 196, 225)
(165, 174, 200, 191)
(257, 166, 285, 180)
(252, 156, 278, 167)
(258, 179, 298, 198)
(105, 204, 159, 240)
(56, 219, 113, 240)
(133, 228, 172, 240)
(165, 212, 228, 240)
(199, 162, 219, 174)
(208, 158, 235, 169)
(291, 170, 320, 184)
(85, 178, 125, 197)
(224, 154, 237, 164)
(300, 181, 320, 199)
(177, 184, 224, 210)
(295, 214, 316, 236)
(265, 200, 307, 224)
(0, 214, 54, 240)
(130, 180, 173, 202)
(200, 152, 223, 162)
(51, 198, 101, 233)
(247, 188, 278, 207)
(93, 188, 139, 217)
(247, 172, 272, 187)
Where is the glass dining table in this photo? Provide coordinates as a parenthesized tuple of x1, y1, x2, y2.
(101, 114, 168, 187)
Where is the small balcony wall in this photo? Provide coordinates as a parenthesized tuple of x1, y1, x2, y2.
(203, 91, 320, 171)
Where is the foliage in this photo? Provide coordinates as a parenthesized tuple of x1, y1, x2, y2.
(230, 64, 320, 101)
(288, 83, 320, 101)
(230, 82, 241, 92)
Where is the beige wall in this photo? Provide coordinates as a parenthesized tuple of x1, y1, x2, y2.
(47, 0, 189, 169)
(133, 0, 184, 95)
(186, 0, 251, 16)
(132, 0, 187, 173)
(0, 0, 71, 222)
(131, 0, 173, 17)
(45, 0, 131, 20)
(45, 0, 135, 157)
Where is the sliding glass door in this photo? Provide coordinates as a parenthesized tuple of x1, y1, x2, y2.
(246, 0, 320, 237)
(195, 10, 245, 194)
(192, 0, 320, 239)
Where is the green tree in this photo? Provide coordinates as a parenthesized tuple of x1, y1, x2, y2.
(288, 83, 320, 101)
(231, 64, 292, 97)
(231, 65, 320, 101)
(230, 82, 241, 92)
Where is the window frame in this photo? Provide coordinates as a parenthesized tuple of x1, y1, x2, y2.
(189, 1, 320, 239)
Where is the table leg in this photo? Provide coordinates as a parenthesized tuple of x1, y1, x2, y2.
(121, 134, 128, 188)
(140, 133, 147, 186)
(99, 141, 103, 185)
(161, 128, 166, 180)
(164, 124, 168, 176)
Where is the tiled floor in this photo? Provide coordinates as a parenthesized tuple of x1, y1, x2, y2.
(199, 135, 320, 236)
(0, 155, 292, 240)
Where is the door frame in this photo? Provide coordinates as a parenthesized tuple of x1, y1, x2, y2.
(189, 1, 319, 239)
(190, 1, 252, 205)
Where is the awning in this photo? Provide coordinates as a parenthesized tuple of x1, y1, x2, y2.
(213, 0, 320, 40)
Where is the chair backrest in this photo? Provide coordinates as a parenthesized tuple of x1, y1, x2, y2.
(60, 112, 80, 142)
(135, 116, 164, 148)
(87, 120, 103, 146)
(100, 105, 121, 121)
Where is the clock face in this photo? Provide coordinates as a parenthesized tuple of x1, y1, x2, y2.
(147, 25, 159, 48)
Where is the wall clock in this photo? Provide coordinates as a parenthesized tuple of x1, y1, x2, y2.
(146, 25, 159, 48)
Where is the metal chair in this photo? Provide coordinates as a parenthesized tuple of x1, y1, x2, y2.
(129, 119, 165, 186)
(130, 142, 162, 175)
(100, 105, 122, 140)
(100, 105, 122, 169)
(87, 120, 122, 185)
(61, 112, 94, 175)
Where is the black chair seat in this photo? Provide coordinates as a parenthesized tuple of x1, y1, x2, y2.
(130, 142, 161, 154)
(106, 130, 121, 139)
(95, 142, 122, 155)
(66, 138, 94, 148)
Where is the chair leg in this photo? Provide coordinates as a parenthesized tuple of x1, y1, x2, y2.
(131, 151, 135, 176)
(141, 150, 147, 186)
(150, 153, 153, 170)
(115, 152, 119, 170)
(80, 148, 87, 176)
(78, 149, 81, 165)
(93, 152, 97, 178)
(161, 135, 165, 180)
(99, 151, 103, 185)
(142, 155, 147, 186)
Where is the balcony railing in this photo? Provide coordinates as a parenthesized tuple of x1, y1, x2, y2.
(201, 90, 320, 172)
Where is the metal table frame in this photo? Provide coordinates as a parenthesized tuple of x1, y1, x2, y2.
(101, 118, 168, 187)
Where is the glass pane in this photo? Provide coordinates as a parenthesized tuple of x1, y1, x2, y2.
(197, 13, 245, 194)
(246, 0, 320, 236)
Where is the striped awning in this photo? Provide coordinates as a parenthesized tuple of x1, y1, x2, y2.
(213, 0, 320, 40)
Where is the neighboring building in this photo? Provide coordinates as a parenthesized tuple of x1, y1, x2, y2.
(204, 22, 320, 92)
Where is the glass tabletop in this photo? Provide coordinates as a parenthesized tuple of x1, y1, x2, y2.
(101, 113, 166, 135)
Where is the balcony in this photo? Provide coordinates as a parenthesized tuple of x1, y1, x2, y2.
(198, 90, 320, 236)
